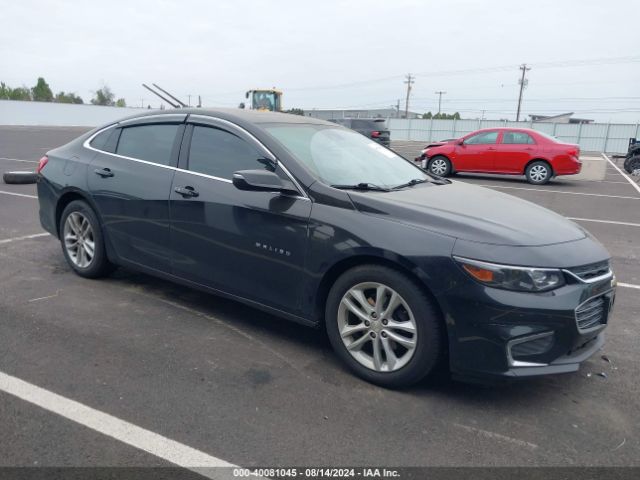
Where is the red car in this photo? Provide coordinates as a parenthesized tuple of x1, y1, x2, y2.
(417, 128, 581, 184)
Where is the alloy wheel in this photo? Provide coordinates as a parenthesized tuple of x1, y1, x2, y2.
(430, 158, 448, 176)
(529, 164, 548, 182)
(337, 282, 418, 372)
(63, 211, 95, 268)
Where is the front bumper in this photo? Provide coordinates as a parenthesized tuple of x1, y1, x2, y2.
(436, 257, 616, 383)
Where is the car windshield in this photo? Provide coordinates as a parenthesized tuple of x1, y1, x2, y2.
(264, 124, 429, 189)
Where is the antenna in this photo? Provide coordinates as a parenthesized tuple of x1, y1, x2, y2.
(152, 83, 188, 107)
(141, 84, 180, 108)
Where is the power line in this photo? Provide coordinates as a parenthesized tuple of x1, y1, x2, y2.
(278, 55, 640, 93)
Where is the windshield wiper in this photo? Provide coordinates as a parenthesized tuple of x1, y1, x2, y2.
(392, 178, 429, 190)
(331, 182, 391, 192)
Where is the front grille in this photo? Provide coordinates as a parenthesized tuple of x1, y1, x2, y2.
(576, 296, 607, 330)
(511, 334, 554, 360)
(568, 260, 610, 281)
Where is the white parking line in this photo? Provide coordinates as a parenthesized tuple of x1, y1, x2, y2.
(0, 190, 37, 199)
(602, 153, 640, 195)
(568, 217, 640, 228)
(0, 233, 50, 245)
(0, 157, 38, 163)
(0, 370, 237, 477)
(476, 184, 639, 200)
(619, 282, 640, 290)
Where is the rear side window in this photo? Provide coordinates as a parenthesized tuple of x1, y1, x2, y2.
(90, 127, 119, 153)
(465, 131, 498, 145)
(187, 125, 269, 179)
(502, 132, 535, 144)
(116, 124, 179, 165)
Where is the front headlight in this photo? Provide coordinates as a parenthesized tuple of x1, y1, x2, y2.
(454, 256, 565, 292)
(421, 148, 428, 155)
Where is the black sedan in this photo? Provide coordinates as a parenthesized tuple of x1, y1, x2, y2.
(36, 109, 616, 388)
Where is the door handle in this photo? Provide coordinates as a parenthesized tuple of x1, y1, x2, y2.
(94, 167, 114, 178)
(174, 186, 199, 198)
(487, 147, 496, 150)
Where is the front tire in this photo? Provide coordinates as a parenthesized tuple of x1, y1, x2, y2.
(525, 160, 552, 184)
(325, 265, 443, 388)
(59, 200, 115, 278)
(428, 156, 452, 177)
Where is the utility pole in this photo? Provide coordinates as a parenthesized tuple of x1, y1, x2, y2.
(516, 63, 531, 122)
(435, 91, 447, 115)
(187, 94, 192, 107)
(404, 74, 414, 119)
(395, 99, 400, 118)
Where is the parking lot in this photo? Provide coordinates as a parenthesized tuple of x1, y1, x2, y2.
(1, 126, 639, 472)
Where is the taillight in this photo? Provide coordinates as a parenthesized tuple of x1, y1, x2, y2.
(371, 131, 380, 138)
(37, 155, 48, 174)
(567, 146, 580, 157)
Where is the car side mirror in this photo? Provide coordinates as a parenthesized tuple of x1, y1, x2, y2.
(457, 139, 465, 145)
(232, 169, 298, 195)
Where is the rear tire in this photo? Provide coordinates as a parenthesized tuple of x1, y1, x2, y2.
(624, 155, 640, 175)
(325, 265, 443, 388)
(3, 171, 38, 184)
(428, 156, 452, 177)
(59, 200, 115, 278)
(525, 160, 552, 185)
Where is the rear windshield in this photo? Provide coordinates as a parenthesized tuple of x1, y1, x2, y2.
(534, 130, 560, 143)
(351, 119, 388, 131)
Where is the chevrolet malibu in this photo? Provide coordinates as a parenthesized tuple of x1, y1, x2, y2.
(419, 127, 582, 184)
(37, 109, 616, 388)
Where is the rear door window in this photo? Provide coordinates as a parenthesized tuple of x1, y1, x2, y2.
(90, 127, 119, 153)
(116, 124, 179, 165)
(502, 132, 535, 144)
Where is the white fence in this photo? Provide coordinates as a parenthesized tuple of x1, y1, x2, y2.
(0, 100, 145, 127)
(1, 100, 638, 154)
(387, 118, 640, 154)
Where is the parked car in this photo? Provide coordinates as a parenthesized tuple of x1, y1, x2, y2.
(37, 109, 615, 388)
(328, 118, 390, 146)
(623, 138, 640, 175)
(417, 128, 582, 184)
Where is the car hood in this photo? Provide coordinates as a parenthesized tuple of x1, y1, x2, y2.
(348, 181, 586, 246)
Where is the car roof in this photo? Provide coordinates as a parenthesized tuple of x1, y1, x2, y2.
(113, 107, 333, 126)
(470, 127, 539, 134)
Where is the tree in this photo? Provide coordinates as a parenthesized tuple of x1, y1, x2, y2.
(115, 98, 126, 107)
(91, 86, 115, 106)
(0, 82, 11, 99)
(285, 107, 304, 116)
(9, 86, 31, 101)
(55, 91, 83, 104)
(422, 111, 432, 119)
(31, 77, 53, 102)
(431, 112, 462, 120)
